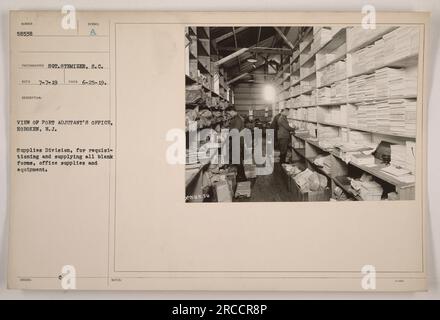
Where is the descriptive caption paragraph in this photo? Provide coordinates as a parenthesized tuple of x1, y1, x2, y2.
(16, 147, 113, 173)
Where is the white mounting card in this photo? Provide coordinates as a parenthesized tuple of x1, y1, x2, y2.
(8, 11, 429, 291)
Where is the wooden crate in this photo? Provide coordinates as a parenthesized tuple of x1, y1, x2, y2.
(291, 179, 331, 202)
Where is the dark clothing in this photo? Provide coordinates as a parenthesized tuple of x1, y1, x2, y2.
(277, 114, 295, 139)
(270, 113, 281, 130)
(277, 114, 295, 164)
(229, 114, 245, 132)
(278, 137, 290, 164)
(228, 114, 246, 181)
(270, 113, 281, 149)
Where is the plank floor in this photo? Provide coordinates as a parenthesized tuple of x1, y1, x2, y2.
(235, 164, 293, 202)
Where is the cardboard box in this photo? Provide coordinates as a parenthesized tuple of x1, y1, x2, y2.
(291, 180, 331, 202)
(214, 180, 233, 202)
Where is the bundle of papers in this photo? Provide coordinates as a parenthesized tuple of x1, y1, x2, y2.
(381, 166, 411, 177)
(348, 74, 375, 102)
(318, 137, 343, 149)
(317, 125, 339, 140)
(299, 94, 315, 107)
(319, 105, 348, 125)
(347, 25, 395, 55)
(317, 60, 346, 87)
(359, 180, 383, 201)
(375, 66, 418, 99)
(301, 79, 316, 93)
(282, 163, 302, 176)
(313, 154, 333, 174)
(290, 84, 301, 97)
(317, 87, 331, 105)
(293, 168, 328, 192)
(383, 26, 419, 64)
(389, 98, 417, 136)
(351, 153, 375, 165)
(307, 107, 317, 122)
(307, 123, 318, 137)
(311, 27, 334, 52)
(390, 144, 407, 168)
(348, 131, 372, 144)
(316, 52, 335, 70)
(330, 79, 347, 103)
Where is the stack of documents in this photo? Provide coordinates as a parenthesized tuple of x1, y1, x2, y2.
(317, 125, 339, 140)
(357, 102, 377, 130)
(350, 45, 376, 76)
(308, 107, 317, 122)
(348, 130, 372, 145)
(313, 154, 333, 174)
(376, 101, 391, 133)
(346, 26, 394, 53)
(316, 52, 335, 70)
(301, 79, 315, 93)
(348, 74, 375, 102)
(383, 26, 419, 64)
(317, 87, 331, 104)
(347, 104, 359, 127)
(389, 99, 417, 136)
(330, 79, 347, 103)
(307, 123, 318, 137)
(290, 84, 301, 97)
(391, 144, 408, 168)
(390, 66, 418, 98)
(318, 60, 346, 87)
(299, 94, 314, 107)
(359, 180, 383, 201)
(320, 105, 343, 124)
(318, 137, 342, 149)
(311, 27, 333, 52)
(381, 166, 411, 177)
(375, 66, 418, 99)
(351, 153, 375, 165)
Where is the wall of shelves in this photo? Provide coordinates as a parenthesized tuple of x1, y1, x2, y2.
(185, 26, 231, 106)
(274, 25, 419, 201)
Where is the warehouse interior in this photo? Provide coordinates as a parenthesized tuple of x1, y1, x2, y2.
(185, 26, 418, 202)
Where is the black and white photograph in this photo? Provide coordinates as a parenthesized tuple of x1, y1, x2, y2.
(185, 25, 420, 202)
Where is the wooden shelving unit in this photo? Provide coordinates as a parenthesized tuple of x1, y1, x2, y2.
(185, 27, 234, 202)
(185, 27, 231, 106)
(274, 26, 418, 200)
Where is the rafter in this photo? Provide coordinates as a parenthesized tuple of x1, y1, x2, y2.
(227, 60, 267, 84)
(216, 48, 249, 66)
(232, 27, 241, 72)
(214, 27, 248, 43)
(217, 46, 293, 55)
(274, 27, 294, 49)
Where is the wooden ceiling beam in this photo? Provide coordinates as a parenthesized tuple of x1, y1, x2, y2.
(214, 27, 249, 43)
(227, 60, 267, 84)
(216, 48, 249, 66)
(217, 46, 293, 55)
(274, 27, 294, 49)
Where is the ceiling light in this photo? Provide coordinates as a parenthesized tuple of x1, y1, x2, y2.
(247, 57, 258, 63)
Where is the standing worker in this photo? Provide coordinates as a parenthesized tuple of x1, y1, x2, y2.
(277, 108, 296, 164)
(226, 106, 246, 181)
(269, 110, 282, 149)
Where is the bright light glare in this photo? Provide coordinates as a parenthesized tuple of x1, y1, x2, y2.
(263, 85, 276, 102)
